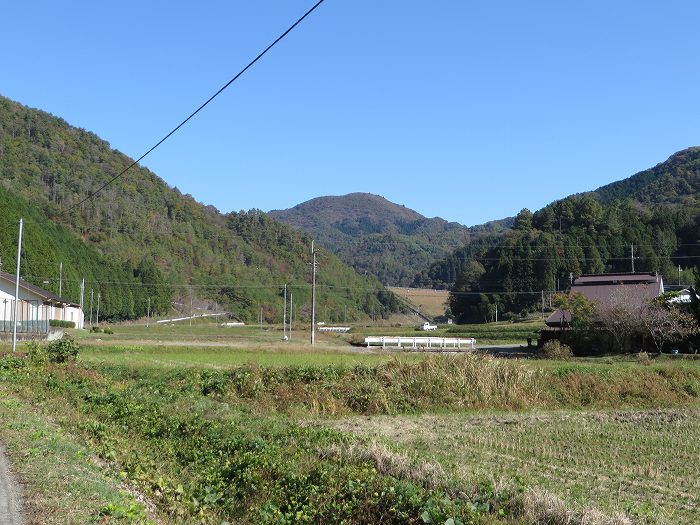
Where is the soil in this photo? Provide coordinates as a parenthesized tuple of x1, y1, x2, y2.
(0, 444, 23, 525)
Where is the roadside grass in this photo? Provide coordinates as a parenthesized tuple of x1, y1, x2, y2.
(324, 409, 700, 524)
(0, 393, 158, 525)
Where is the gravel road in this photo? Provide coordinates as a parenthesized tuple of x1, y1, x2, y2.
(0, 444, 23, 525)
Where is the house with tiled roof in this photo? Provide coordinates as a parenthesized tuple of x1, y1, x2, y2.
(546, 272, 664, 328)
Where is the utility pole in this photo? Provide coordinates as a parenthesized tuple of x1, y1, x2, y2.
(289, 292, 293, 340)
(311, 240, 317, 346)
(679, 265, 682, 286)
(12, 218, 23, 353)
(147, 297, 151, 328)
(79, 278, 85, 329)
(89, 289, 94, 327)
(631, 244, 635, 273)
(96, 292, 101, 326)
(283, 284, 287, 340)
(190, 295, 193, 327)
(541, 290, 545, 319)
(59, 261, 64, 320)
(495, 303, 498, 323)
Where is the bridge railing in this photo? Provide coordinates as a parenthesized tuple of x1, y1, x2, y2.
(364, 336, 476, 350)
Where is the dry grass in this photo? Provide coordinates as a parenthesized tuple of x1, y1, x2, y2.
(325, 409, 699, 523)
(513, 489, 636, 525)
(389, 287, 450, 318)
(319, 440, 446, 489)
(319, 440, 641, 525)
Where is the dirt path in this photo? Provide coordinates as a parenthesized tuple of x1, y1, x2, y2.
(0, 444, 23, 525)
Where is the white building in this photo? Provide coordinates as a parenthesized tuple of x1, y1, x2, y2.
(0, 271, 84, 332)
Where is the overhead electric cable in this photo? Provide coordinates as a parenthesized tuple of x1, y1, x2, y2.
(65, 0, 327, 213)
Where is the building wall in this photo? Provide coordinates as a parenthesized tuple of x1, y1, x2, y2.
(0, 277, 84, 329)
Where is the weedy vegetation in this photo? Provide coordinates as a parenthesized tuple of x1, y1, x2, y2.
(1, 333, 700, 524)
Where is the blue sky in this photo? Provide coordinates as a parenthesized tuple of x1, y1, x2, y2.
(4, 1, 700, 226)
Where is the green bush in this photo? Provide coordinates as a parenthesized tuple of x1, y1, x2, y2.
(50, 320, 76, 328)
(538, 340, 572, 360)
(30, 337, 80, 363)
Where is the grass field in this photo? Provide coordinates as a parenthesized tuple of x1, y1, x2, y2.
(2, 324, 700, 524)
(69, 318, 544, 349)
(78, 343, 408, 368)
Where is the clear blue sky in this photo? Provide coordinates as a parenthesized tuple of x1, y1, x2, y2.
(4, 1, 700, 226)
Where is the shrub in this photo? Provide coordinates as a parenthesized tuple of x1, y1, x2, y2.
(636, 351, 653, 366)
(539, 340, 572, 360)
(50, 320, 76, 328)
(34, 336, 80, 363)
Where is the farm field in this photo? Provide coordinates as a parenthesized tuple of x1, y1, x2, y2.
(327, 409, 700, 523)
(388, 287, 450, 318)
(2, 325, 700, 524)
(78, 343, 409, 368)
(72, 318, 544, 349)
(356, 319, 544, 346)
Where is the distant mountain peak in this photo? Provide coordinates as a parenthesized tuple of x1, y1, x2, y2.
(273, 192, 427, 228)
(269, 193, 513, 286)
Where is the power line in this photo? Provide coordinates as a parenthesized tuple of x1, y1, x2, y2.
(65, 0, 328, 214)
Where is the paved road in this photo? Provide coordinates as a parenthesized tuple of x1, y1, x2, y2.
(0, 444, 23, 525)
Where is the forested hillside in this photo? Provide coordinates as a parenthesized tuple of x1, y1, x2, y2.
(0, 186, 171, 320)
(270, 193, 511, 285)
(416, 148, 700, 322)
(0, 95, 396, 322)
(595, 147, 700, 206)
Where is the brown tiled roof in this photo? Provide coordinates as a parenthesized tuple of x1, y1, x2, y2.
(545, 272, 664, 327)
(0, 271, 79, 307)
(571, 273, 663, 311)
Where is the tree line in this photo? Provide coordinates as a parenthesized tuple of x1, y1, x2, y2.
(435, 194, 700, 323)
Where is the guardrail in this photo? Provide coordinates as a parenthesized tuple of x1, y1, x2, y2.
(318, 326, 351, 333)
(364, 336, 476, 350)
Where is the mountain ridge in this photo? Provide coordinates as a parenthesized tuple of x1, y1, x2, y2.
(269, 192, 512, 286)
(418, 146, 700, 301)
